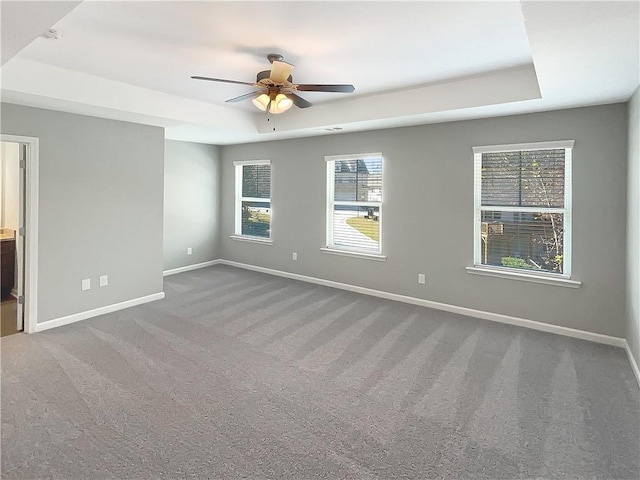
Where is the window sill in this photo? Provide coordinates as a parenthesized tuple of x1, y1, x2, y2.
(465, 266, 581, 288)
(320, 247, 387, 262)
(230, 235, 273, 245)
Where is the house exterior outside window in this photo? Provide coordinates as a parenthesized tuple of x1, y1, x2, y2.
(233, 160, 271, 241)
(324, 153, 384, 259)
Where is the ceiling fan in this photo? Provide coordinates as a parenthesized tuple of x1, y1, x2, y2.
(191, 54, 355, 114)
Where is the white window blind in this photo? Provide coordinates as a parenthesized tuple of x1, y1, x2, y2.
(473, 141, 573, 277)
(325, 153, 383, 255)
(234, 160, 271, 240)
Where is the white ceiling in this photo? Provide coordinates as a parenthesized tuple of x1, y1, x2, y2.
(1, 1, 638, 145)
(0, 0, 82, 65)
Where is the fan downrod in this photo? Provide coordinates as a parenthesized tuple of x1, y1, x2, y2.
(267, 53, 284, 64)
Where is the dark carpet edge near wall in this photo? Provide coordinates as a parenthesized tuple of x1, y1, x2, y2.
(2, 264, 639, 480)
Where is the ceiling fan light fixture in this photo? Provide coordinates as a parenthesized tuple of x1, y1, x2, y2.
(269, 93, 293, 114)
(252, 93, 270, 111)
(192, 54, 354, 114)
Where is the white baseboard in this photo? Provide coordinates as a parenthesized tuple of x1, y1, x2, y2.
(163, 259, 221, 276)
(624, 340, 640, 386)
(218, 259, 627, 348)
(30, 259, 637, 386)
(36, 292, 165, 332)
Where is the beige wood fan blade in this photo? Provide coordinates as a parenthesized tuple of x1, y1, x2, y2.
(269, 60, 294, 83)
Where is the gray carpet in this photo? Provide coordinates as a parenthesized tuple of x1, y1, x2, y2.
(2, 265, 639, 479)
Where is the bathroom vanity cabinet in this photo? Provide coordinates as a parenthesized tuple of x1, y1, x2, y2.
(0, 231, 16, 300)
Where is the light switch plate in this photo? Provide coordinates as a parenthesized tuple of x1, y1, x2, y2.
(292, 252, 298, 261)
(100, 275, 108, 287)
(187, 247, 193, 255)
(82, 278, 91, 291)
(418, 273, 426, 285)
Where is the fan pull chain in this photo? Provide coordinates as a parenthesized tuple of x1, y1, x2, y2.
(267, 115, 277, 132)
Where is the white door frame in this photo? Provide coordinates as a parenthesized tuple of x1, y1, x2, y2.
(1, 134, 39, 333)
(15, 143, 25, 331)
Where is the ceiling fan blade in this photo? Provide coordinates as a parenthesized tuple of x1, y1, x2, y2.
(295, 84, 355, 93)
(191, 75, 256, 86)
(269, 61, 294, 83)
(286, 92, 312, 109)
(225, 91, 263, 103)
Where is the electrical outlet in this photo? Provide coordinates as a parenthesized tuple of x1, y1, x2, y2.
(82, 278, 91, 291)
(292, 252, 298, 261)
(100, 275, 108, 287)
(187, 247, 193, 255)
(417, 273, 426, 285)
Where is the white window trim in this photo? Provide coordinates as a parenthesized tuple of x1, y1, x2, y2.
(233, 159, 272, 242)
(229, 235, 273, 245)
(320, 247, 387, 261)
(472, 140, 574, 154)
(465, 266, 581, 288)
(324, 153, 384, 256)
(325, 152, 382, 162)
(471, 140, 575, 282)
(233, 159, 271, 166)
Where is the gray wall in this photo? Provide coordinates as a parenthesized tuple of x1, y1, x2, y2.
(220, 104, 628, 338)
(627, 87, 640, 365)
(164, 140, 220, 271)
(1, 103, 164, 323)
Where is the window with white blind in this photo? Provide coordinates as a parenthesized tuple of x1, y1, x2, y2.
(473, 141, 574, 278)
(324, 153, 384, 257)
(234, 160, 271, 241)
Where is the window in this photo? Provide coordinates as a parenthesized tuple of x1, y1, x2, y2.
(473, 141, 573, 277)
(325, 153, 383, 256)
(234, 160, 271, 241)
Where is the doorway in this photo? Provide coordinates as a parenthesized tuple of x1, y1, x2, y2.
(1, 141, 24, 335)
(0, 135, 39, 335)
